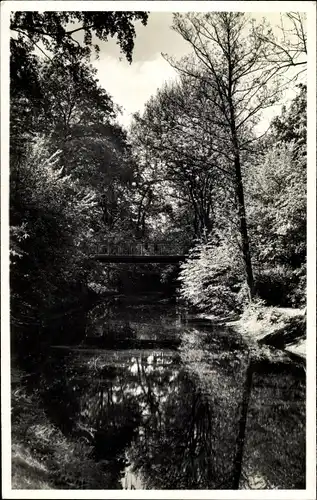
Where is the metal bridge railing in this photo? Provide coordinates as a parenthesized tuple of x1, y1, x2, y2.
(100, 242, 182, 256)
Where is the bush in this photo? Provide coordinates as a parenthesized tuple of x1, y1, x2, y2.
(178, 238, 250, 315)
(254, 265, 295, 307)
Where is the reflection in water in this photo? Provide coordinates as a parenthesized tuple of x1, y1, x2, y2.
(26, 302, 305, 490)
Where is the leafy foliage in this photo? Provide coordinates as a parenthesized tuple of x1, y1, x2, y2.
(131, 74, 232, 239)
(270, 84, 306, 147)
(179, 237, 249, 315)
(10, 11, 306, 328)
(10, 10, 148, 158)
(245, 85, 306, 306)
(11, 11, 148, 62)
(179, 85, 306, 312)
(10, 12, 150, 321)
(165, 13, 306, 298)
(10, 138, 101, 312)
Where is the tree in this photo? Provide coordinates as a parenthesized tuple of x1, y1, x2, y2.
(254, 12, 307, 80)
(244, 85, 306, 306)
(166, 12, 305, 297)
(270, 83, 306, 148)
(9, 11, 150, 322)
(37, 57, 116, 141)
(10, 11, 148, 62)
(11, 51, 139, 243)
(10, 53, 116, 163)
(10, 10, 149, 157)
(131, 74, 234, 239)
(178, 237, 248, 315)
(10, 138, 101, 315)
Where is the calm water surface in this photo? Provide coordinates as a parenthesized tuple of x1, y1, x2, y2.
(27, 300, 306, 490)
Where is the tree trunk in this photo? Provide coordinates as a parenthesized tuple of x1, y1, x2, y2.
(234, 154, 255, 298)
(226, 43, 255, 299)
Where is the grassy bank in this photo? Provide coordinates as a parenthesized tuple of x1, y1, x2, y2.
(236, 303, 306, 363)
(11, 368, 110, 490)
(187, 302, 306, 366)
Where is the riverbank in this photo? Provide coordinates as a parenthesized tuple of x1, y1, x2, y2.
(11, 368, 111, 490)
(188, 303, 306, 365)
(237, 304, 306, 362)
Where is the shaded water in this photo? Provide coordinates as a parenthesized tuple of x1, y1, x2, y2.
(21, 300, 305, 490)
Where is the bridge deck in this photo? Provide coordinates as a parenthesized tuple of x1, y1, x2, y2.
(92, 254, 187, 263)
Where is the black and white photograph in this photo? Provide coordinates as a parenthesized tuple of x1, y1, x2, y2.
(1, 1, 316, 497)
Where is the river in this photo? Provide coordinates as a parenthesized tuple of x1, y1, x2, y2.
(19, 298, 306, 490)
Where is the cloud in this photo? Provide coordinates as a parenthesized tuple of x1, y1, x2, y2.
(91, 12, 190, 128)
(93, 55, 178, 128)
(92, 11, 304, 131)
(93, 12, 189, 63)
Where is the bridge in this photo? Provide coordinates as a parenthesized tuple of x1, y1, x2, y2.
(92, 242, 188, 264)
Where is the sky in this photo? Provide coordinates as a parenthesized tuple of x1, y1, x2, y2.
(91, 13, 189, 128)
(90, 11, 305, 132)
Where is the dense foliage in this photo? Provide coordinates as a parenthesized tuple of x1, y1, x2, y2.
(178, 85, 306, 312)
(179, 239, 249, 315)
(246, 85, 307, 306)
(10, 139, 100, 313)
(11, 11, 148, 62)
(10, 11, 153, 327)
(10, 10, 306, 331)
(131, 12, 306, 313)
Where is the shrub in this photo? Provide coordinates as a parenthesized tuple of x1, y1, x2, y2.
(254, 265, 295, 307)
(178, 238, 249, 315)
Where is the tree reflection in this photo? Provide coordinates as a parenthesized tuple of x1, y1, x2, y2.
(126, 366, 236, 489)
(25, 305, 305, 491)
(36, 344, 248, 489)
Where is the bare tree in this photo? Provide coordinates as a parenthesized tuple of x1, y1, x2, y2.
(257, 13, 306, 72)
(165, 12, 305, 297)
